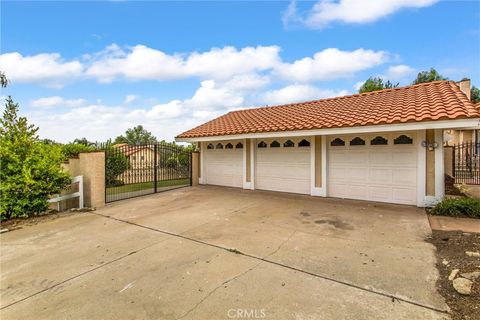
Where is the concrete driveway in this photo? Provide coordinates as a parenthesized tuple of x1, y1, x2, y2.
(0, 186, 448, 319)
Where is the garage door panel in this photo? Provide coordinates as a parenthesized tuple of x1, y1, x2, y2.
(328, 132, 417, 205)
(346, 167, 368, 181)
(368, 168, 392, 184)
(392, 169, 416, 186)
(368, 186, 392, 201)
(256, 145, 310, 195)
(369, 151, 392, 165)
(392, 188, 416, 204)
(204, 149, 243, 188)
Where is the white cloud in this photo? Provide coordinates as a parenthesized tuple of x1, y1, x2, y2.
(275, 48, 388, 82)
(285, 0, 438, 29)
(85, 44, 281, 83)
(354, 81, 365, 91)
(1, 44, 393, 87)
(185, 80, 245, 110)
(383, 64, 416, 81)
(0, 52, 83, 88)
(263, 84, 348, 105)
(30, 96, 86, 108)
(123, 94, 138, 104)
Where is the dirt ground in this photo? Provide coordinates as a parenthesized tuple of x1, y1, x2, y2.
(429, 231, 480, 320)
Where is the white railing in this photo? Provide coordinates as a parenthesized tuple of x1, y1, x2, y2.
(48, 175, 84, 210)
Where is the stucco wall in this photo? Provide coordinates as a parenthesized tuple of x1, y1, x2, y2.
(425, 129, 436, 196)
(315, 136, 322, 188)
(192, 152, 199, 186)
(61, 152, 105, 209)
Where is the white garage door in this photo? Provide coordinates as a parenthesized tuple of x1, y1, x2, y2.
(256, 138, 311, 194)
(328, 133, 417, 205)
(204, 141, 243, 188)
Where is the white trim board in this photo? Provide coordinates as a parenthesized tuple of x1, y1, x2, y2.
(176, 119, 480, 142)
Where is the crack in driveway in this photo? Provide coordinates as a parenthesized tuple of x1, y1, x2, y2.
(91, 212, 449, 315)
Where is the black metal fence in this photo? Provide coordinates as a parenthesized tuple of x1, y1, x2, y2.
(453, 142, 480, 185)
(102, 143, 192, 202)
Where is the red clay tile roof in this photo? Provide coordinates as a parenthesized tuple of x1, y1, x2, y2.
(177, 80, 480, 139)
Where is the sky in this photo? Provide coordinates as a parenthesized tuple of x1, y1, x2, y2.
(1, 0, 479, 143)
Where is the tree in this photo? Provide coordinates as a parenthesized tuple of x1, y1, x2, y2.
(73, 137, 95, 146)
(114, 125, 157, 145)
(471, 86, 480, 104)
(0, 97, 71, 220)
(0, 71, 7, 88)
(105, 146, 130, 187)
(358, 77, 399, 93)
(413, 68, 447, 84)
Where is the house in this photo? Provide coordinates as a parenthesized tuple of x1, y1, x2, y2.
(114, 144, 158, 184)
(176, 80, 480, 207)
(443, 79, 480, 146)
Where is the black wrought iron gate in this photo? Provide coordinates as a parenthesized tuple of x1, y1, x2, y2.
(104, 143, 192, 202)
(453, 142, 480, 185)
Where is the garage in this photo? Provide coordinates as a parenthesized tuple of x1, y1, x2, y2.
(328, 132, 418, 205)
(255, 137, 311, 194)
(203, 141, 243, 188)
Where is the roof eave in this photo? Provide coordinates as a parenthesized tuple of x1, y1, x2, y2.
(175, 118, 480, 143)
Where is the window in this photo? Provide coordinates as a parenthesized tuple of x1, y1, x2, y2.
(225, 143, 233, 149)
(270, 140, 280, 148)
(299, 139, 310, 147)
(350, 137, 365, 146)
(394, 135, 413, 145)
(258, 141, 267, 148)
(207, 143, 214, 149)
(216, 143, 223, 149)
(330, 138, 345, 146)
(371, 136, 388, 145)
(284, 140, 295, 147)
(235, 142, 243, 149)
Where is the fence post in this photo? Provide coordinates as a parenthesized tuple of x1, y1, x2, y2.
(452, 145, 455, 178)
(154, 143, 158, 193)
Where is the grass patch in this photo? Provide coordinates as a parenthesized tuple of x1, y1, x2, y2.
(107, 178, 190, 194)
(430, 197, 480, 218)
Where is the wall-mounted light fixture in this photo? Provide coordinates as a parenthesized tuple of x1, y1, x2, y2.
(422, 140, 438, 151)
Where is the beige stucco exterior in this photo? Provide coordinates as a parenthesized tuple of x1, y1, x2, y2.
(425, 129, 436, 196)
(191, 152, 200, 186)
(246, 139, 251, 183)
(62, 152, 105, 209)
(315, 136, 322, 188)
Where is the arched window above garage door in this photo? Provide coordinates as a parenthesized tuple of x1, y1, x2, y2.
(207, 143, 214, 149)
(225, 143, 233, 149)
(371, 136, 388, 145)
(258, 141, 267, 148)
(216, 143, 223, 149)
(394, 135, 413, 145)
(270, 140, 280, 148)
(299, 139, 310, 147)
(284, 140, 295, 147)
(350, 137, 365, 146)
(235, 142, 243, 149)
(330, 138, 345, 146)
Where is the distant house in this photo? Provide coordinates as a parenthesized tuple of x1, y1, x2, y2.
(114, 143, 156, 169)
(176, 79, 480, 207)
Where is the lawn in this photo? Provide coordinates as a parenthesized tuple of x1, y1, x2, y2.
(107, 178, 190, 194)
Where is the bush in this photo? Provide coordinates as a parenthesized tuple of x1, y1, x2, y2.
(105, 146, 129, 187)
(0, 97, 71, 220)
(62, 143, 95, 159)
(430, 197, 480, 218)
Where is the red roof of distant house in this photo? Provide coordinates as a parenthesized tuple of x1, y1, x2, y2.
(177, 80, 479, 139)
(114, 144, 153, 156)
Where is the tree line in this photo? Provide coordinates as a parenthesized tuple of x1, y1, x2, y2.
(358, 68, 480, 103)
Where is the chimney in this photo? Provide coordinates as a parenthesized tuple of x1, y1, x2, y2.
(457, 78, 471, 100)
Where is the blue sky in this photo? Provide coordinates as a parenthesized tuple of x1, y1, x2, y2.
(1, 0, 479, 142)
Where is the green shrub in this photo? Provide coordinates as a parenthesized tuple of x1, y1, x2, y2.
(105, 146, 129, 187)
(430, 197, 480, 218)
(62, 143, 95, 159)
(0, 97, 71, 220)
